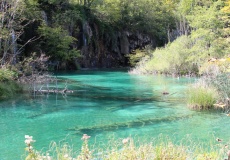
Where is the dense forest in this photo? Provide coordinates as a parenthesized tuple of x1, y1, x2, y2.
(0, 0, 174, 70)
(0, 0, 229, 71)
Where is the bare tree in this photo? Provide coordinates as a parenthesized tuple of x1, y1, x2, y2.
(0, 0, 27, 65)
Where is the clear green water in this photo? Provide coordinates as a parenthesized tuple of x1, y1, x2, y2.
(0, 70, 229, 159)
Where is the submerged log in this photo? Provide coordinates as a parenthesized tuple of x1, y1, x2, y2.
(68, 114, 194, 134)
(34, 89, 74, 94)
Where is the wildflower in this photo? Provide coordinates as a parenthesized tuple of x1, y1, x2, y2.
(24, 135, 36, 145)
(122, 138, 129, 145)
(81, 134, 91, 140)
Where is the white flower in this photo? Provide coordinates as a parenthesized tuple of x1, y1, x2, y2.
(24, 135, 36, 145)
(25, 135, 30, 139)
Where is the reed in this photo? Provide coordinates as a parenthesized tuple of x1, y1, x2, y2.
(23, 134, 229, 160)
(187, 84, 217, 110)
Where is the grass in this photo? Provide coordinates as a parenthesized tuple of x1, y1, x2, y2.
(23, 135, 230, 160)
(187, 84, 217, 110)
(187, 71, 230, 110)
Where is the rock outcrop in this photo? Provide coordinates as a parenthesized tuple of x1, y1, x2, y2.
(77, 22, 156, 68)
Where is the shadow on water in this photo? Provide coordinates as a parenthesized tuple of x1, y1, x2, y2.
(25, 90, 183, 119)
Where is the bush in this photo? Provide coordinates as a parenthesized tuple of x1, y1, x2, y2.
(129, 36, 199, 76)
(187, 84, 217, 110)
(0, 81, 22, 99)
(0, 67, 22, 99)
(126, 49, 150, 67)
(0, 68, 17, 81)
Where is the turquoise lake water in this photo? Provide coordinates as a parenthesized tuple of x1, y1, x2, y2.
(0, 70, 230, 159)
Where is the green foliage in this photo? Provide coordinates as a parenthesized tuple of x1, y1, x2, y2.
(130, 36, 198, 75)
(131, 0, 230, 75)
(53, 8, 80, 28)
(177, 0, 194, 15)
(91, 0, 176, 39)
(1, 0, 229, 71)
(0, 68, 17, 81)
(0, 67, 21, 99)
(187, 84, 217, 110)
(0, 81, 22, 99)
(38, 25, 80, 61)
(186, 0, 229, 61)
(126, 49, 149, 67)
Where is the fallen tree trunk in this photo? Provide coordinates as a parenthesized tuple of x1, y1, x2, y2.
(67, 114, 194, 134)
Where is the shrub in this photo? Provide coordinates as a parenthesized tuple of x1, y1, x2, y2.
(0, 68, 17, 81)
(0, 81, 22, 99)
(0, 67, 21, 99)
(126, 49, 150, 67)
(129, 36, 199, 76)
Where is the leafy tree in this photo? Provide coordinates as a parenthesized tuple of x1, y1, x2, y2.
(38, 25, 80, 61)
(186, 0, 228, 64)
(221, 0, 230, 40)
(91, 0, 176, 40)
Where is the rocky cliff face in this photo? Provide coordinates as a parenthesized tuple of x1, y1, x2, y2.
(77, 22, 156, 68)
(22, 6, 157, 70)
